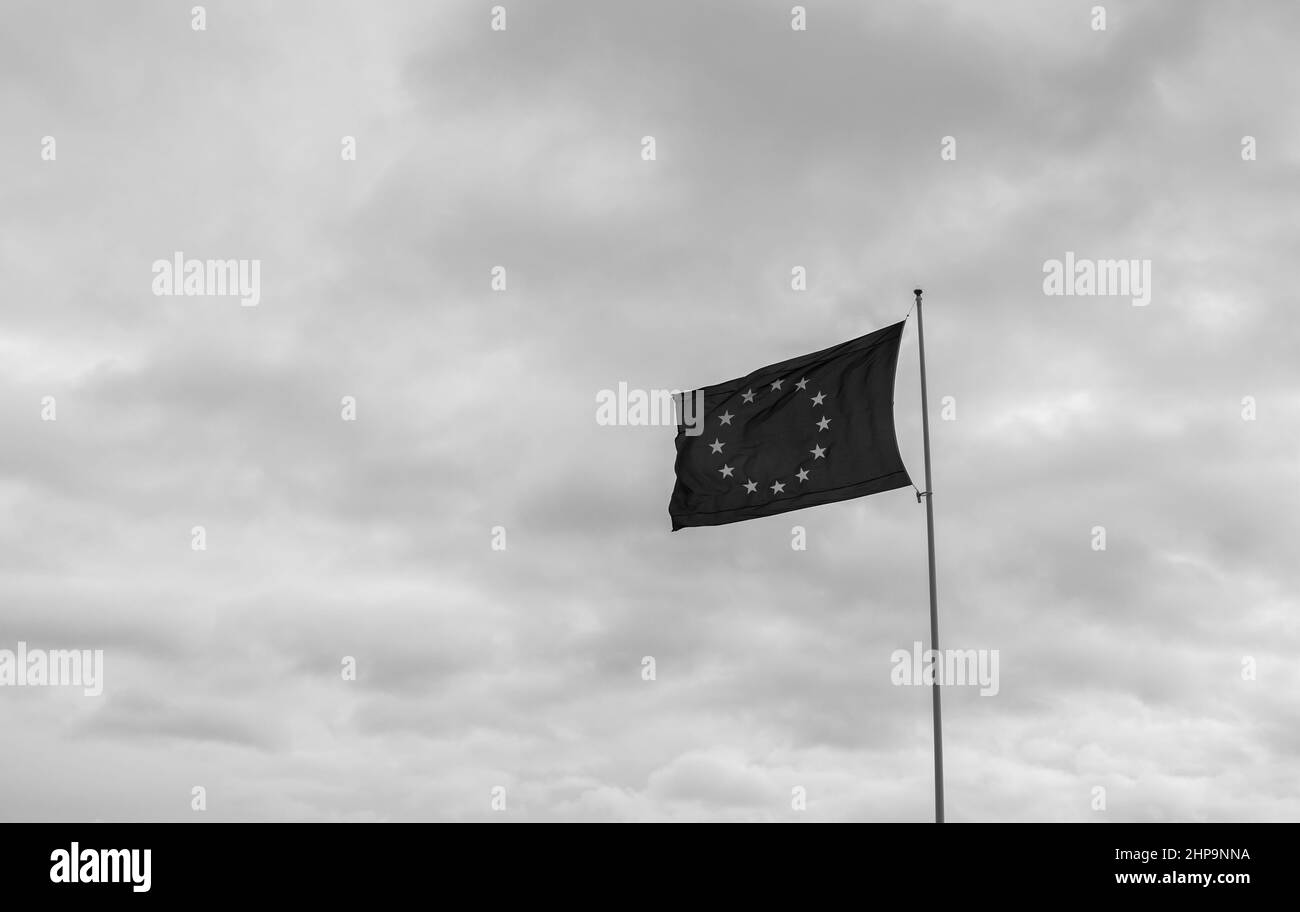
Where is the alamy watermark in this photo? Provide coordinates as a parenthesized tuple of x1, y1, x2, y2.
(596, 384, 705, 436)
(50, 843, 150, 892)
(151, 251, 260, 306)
(1043, 251, 1150, 306)
(890, 642, 999, 696)
(0, 642, 104, 696)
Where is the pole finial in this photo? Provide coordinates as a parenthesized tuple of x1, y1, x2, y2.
(913, 288, 923, 297)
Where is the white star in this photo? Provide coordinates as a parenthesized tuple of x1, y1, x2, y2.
(709, 438, 725, 454)
(810, 444, 826, 459)
(741, 389, 756, 404)
(718, 410, 734, 426)
(811, 391, 826, 406)
(770, 480, 785, 494)
(719, 464, 734, 478)
(796, 468, 809, 482)
(816, 416, 831, 432)
(743, 479, 758, 494)
(770, 379, 783, 391)
(795, 377, 809, 391)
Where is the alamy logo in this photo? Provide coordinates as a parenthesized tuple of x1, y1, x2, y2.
(890, 642, 1000, 696)
(0, 642, 103, 696)
(1042, 251, 1151, 306)
(595, 384, 706, 436)
(50, 844, 151, 893)
(151, 251, 261, 306)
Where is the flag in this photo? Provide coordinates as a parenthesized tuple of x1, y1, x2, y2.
(669, 320, 912, 530)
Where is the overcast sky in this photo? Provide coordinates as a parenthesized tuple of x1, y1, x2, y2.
(1, 0, 1297, 822)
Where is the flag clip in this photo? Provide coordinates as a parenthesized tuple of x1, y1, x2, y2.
(915, 489, 931, 503)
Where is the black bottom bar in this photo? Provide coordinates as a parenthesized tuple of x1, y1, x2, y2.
(0, 822, 1283, 900)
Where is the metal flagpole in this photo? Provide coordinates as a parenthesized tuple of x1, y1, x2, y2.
(913, 288, 944, 824)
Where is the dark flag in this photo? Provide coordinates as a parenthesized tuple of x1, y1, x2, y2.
(669, 320, 912, 530)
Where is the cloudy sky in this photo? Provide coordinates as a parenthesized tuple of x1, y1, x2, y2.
(1, 0, 1297, 822)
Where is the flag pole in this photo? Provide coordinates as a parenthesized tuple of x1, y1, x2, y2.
(913, 287, 944, 824)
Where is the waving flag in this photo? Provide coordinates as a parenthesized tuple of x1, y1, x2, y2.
(669, 320, 912, 530)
